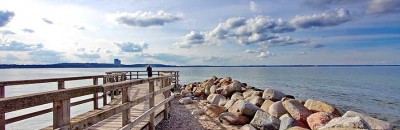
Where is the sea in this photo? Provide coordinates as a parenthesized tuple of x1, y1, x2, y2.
(0, 67, 399, 129)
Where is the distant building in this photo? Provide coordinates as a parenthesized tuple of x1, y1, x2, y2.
(114, 59, 121, 66)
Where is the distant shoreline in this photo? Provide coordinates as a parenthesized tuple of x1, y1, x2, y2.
(0, 63, 399, 69)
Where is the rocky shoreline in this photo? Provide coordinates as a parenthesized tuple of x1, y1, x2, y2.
(171, 76, 393, 130)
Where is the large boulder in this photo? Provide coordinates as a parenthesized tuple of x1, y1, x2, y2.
(218, 112, 250, 125)
(240, 124, 257, 130)
(268, 101, 288, 118)
(228, 100, 261, 117)
(222, 81, 242, 97)
(260, 100, 274, 112)
(282, 99, 312, 123)
(209, 85, 218, 94)
(279, 116, 296, 130)
(306, 112, 335, 130)
(262, 88, 286, 101)
(185, 83, 195, 91)
(220, 77, 232, 83)
(319, 117, 371, 129)
(342, 111, 393, 130)
(191, 109, 205, 116)
(231, 92, 245, 100)
(207, 94, 227, 105)
(224, 99, 238, 110)
(179, 97, 193, 105)
(250, 110, 280, 130)
(304, 99, 340, 116)
(243, 90, 255, 99)
(204, 104, 226, 118)
(249, 96, 265, 107)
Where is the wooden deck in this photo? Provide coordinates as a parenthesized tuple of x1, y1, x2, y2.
(88, 82, 166, 130)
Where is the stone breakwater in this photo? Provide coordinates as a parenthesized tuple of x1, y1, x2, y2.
(176, 76, 394, 130)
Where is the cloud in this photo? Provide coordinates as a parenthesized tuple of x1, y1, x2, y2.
(77, 48, 85, 52)
(366, 0, 400, 14)
(249, 1, 259, 13)
(73, 25, 85, 30)
(202, 56, 232, 64)
(307, 42, 325, 48)
(42, 18, 53, 24)
(176, 16, 297, 48)
(290, 8, 352, 29)
(0, 10, 14, 27)
(262, 36, 312, 47)
(138, 53, 193, 65)
(174, 31, 206, 48)
(114, 41, 149, 52)
(74, 53, 101, 60)
(22, 28, 34, 33)
(0, 41, 44, 51)
(244, 48, 266, 54)
(106, 50, 112, 53)
(0, 30, 15, 35)
(257, 51, 270, 59)
(112, 11, 182, 27)
(301, 0, 365, 9)
(28, 50, 64, 63)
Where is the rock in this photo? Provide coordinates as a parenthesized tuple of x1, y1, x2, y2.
(306, 112, 335, 130)
(240, 124, 257, 130)
(279, 113, 291, 120)
(185, 84, 195, 91)
(342, 111, 393, 130)
(251, 91, 263, 97)
(285, 95, 295, 99)
(282, 99, 312, 123)
(199, 116, 207, 120)
(180, 90, 191, 97)
(204, 104, 226, 118)
(262, 88, 286, 101)
(210, 75, 218, 82)
(199, 100, 209, 106)
(179, 97, 193, 105)
(219, 100, 227, 106)
(319, 117, 371, 129)
(231, 92, 244, 100)
(221, 81, 232, 87)
(279, 116, 296, 130)
(210, 85, 218, 94)
(287, 126, 309, 130)
(222, 81, 242, 97)
(218, 112, 250, 125)
(228, 100, 261, 116)
(224, 99, 238, 109)
(192, 109, 205, 116)
(215, 88, 224, 94)
(304, 99, 341, 116)
(243, 90, 255, 99)
(220, 77, 232, 83)
(250, 110, 280, 130)
(249, 96, 265, 107)
(268, 101, 288, 118)
(241, 83, 247, 87)
(207, 94, 227, 105)
(260, 100, 274, 112)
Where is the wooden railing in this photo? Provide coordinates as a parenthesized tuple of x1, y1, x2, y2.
(0, 71, 178, 130)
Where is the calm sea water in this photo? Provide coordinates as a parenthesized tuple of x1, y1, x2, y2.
(1, 67, 399, 129)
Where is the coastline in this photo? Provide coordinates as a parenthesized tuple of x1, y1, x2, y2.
(158, 76, 395, 130)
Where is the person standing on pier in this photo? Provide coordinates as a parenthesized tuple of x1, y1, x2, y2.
(147, 65, 152, 77)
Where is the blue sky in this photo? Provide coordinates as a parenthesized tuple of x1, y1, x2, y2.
(0, 0, 399, 65)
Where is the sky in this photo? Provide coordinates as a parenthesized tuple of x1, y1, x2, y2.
(0, 0, 399, 65)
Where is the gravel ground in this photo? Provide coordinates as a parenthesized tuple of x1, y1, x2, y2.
(156, 96, 241, 130)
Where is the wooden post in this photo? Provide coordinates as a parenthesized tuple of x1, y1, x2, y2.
(102, 78, 107, 106)
(0, 85, 5, 130)
(162, 78, 169, 119)
(54, 81, 70, 129)
(136, 71, 139, 79)
(129, 72, 132, 80)
(149, 80, 155, 130)
(93, 78, 99, 109)
(122, 86, 130, 126)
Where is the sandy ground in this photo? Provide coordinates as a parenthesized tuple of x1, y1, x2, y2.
(156, 96, 241, 130)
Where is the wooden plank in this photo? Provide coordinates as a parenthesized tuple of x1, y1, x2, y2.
(122, 87, 130, 126)
(0, 85, 102, 114)
(149, 81, 155, 130)
(0, 85, 4, 130)
(119, 95, 174, 130)
(0, 75, 105, 86)
(53, 81, 70, 129)
(93, 78, 99, 109)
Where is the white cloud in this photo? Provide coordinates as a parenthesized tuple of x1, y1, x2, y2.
(22, 28, 34, 33)
(0, 41, 43, 51)
(174, 31, 206, 48)
(111, 11, 182, 27)
(290, 8, 352, 28)
(114, 41, 149, 52)
(42, 18, 53, 24)
(74, 53, 101, 60)
(0, 30, 15, 35)
(249, 1, 259, 13)
(257, 51, 270, 59)
(0, 10, 14, 27)
(367, 0, 400, 14)
(28, 49, 64, 63)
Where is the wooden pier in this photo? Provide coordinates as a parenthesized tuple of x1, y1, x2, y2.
(0, 71, 179, 130)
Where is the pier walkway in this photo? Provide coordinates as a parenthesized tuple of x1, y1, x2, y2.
(0, 71, 179, 130)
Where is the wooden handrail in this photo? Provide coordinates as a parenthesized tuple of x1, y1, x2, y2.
(0, 75, 106, 86)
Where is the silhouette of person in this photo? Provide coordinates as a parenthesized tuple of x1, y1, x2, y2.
(146, 65, 152, 77)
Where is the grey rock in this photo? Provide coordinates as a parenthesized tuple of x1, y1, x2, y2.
(250, 110, 280, 130)
(342, 111, 393, 130)
(319, 116, 371, 129)
(262, 88, 286, 101)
